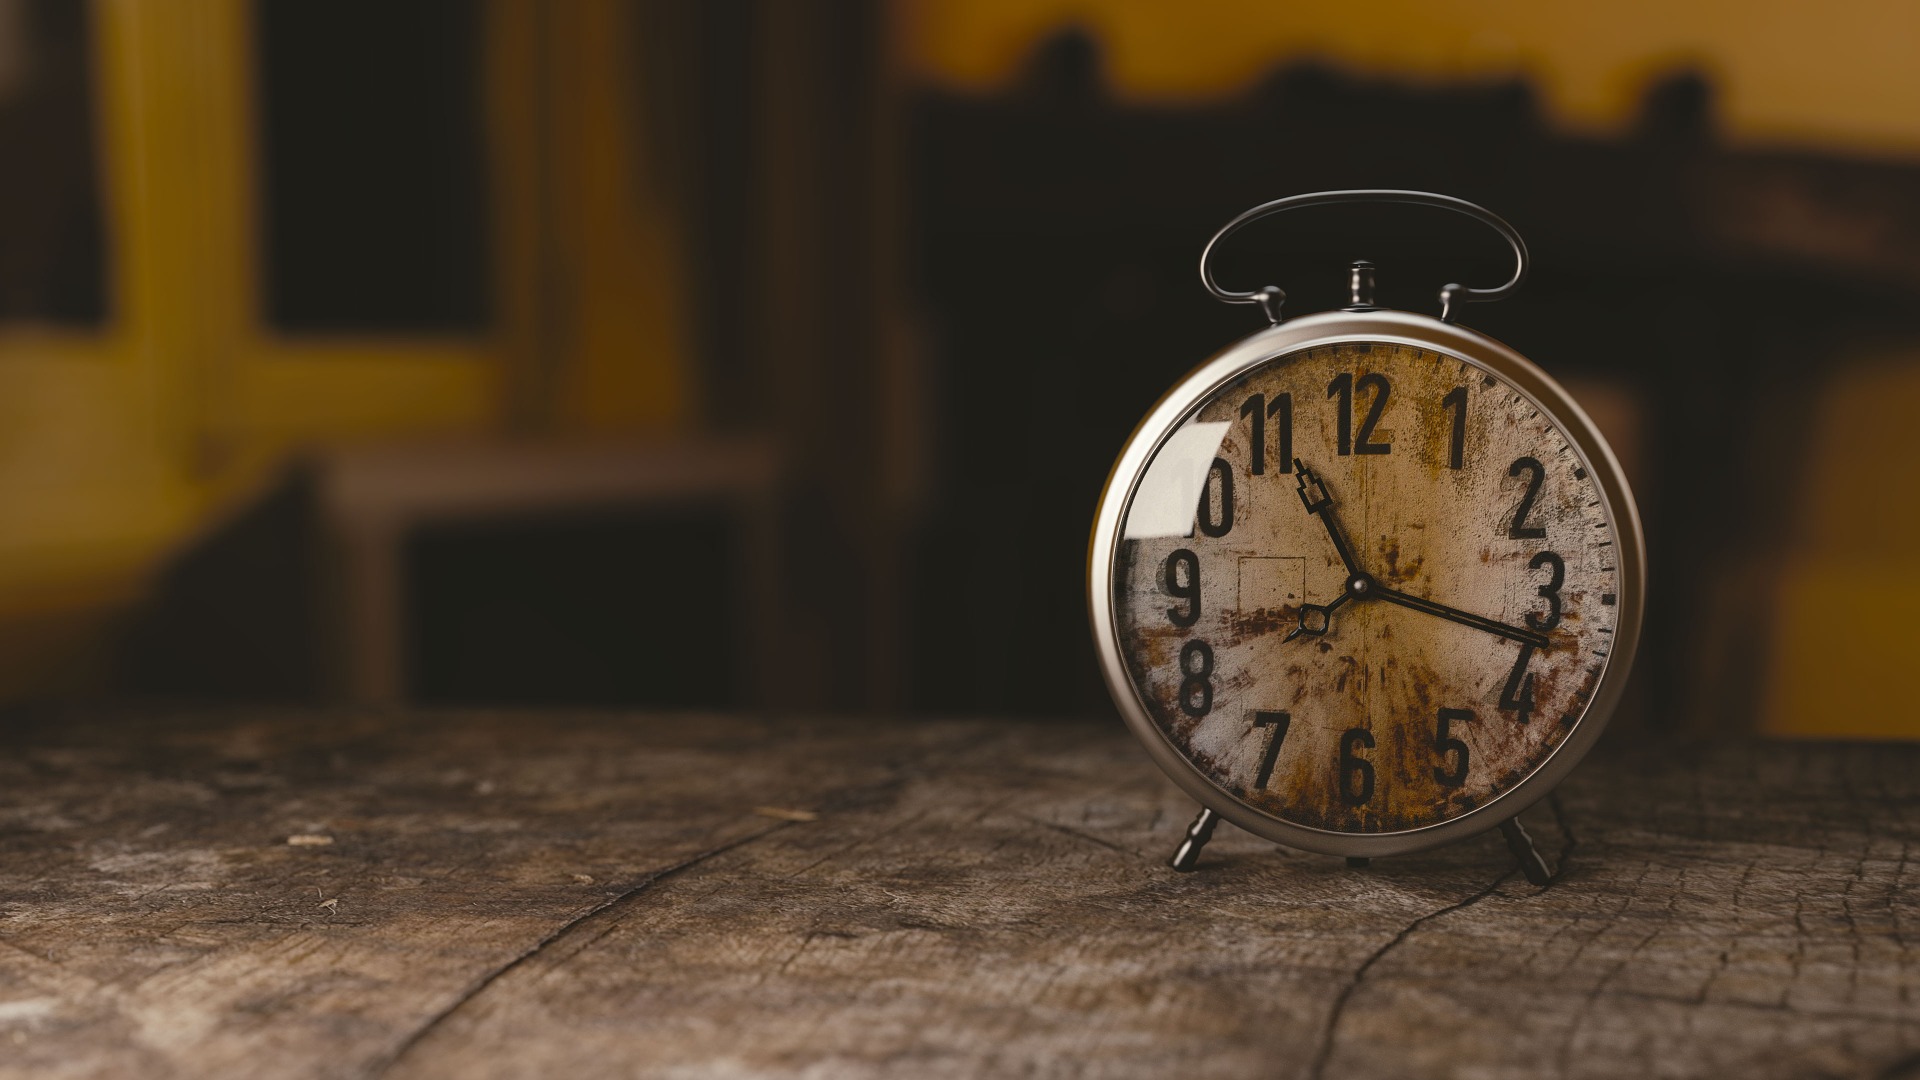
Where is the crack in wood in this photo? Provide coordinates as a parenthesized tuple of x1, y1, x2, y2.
(1019, 815, 1143, 859)
(8, 715, 1920, 1077)
(783, 808, 931, 879)
(371, 820, 794, 1076)
(1557, 924, 1665, 1078)
(1547, 793, 1578, 876)
(757, 930, 826, 989)
(1307, 870, 1516, 1080)
(1307, 803, 1578, 1078)
(1598, 986, 1920, 1023)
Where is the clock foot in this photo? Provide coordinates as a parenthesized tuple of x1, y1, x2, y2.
(1168, 807, 1220, 872)
(1346, 856, 1370, 869)
(1500, 816, 1555, 886)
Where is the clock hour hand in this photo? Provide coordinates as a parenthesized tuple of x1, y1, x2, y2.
(1294, 459, 1362, 577)
(1283, 591, 1350, 643)
(1370, 583, 1551, 650)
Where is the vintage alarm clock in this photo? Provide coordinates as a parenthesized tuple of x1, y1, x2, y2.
(1087, 190, 1644, 883)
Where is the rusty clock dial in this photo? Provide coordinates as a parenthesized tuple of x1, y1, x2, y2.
(1088, 191, 1644, 872)
(1113, 340, 1617, 835)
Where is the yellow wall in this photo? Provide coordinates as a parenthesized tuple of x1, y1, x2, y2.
(898, 0, 1920, 156)
(0, 0, 690, 698)
(1761, 353, 1920, 739)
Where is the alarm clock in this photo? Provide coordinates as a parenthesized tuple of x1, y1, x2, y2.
(1086, 190, 1644, 883)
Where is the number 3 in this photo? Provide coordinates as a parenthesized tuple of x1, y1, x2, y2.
(1527, 551, 1564, 632)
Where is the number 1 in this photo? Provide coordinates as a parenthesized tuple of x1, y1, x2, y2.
(1441, 386, 1467, 469)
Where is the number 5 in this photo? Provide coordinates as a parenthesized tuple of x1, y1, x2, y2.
(1433, 708, 1472, 787)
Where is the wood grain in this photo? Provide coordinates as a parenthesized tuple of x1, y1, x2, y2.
(0, 706, 1914, 1078)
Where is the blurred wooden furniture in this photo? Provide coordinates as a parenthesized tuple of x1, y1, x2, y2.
(310, 438, 781, 704)
(0, 0, 708, 702)
(905, 44, 1920, 732)
(0, 705, 1913, 1078)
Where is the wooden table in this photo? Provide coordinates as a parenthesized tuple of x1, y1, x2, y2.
(0, 707, 1913, 1078)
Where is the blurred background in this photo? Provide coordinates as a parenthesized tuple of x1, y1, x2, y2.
(2, 0, 1917, 737)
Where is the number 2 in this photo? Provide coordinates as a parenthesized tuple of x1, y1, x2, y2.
(1507, 457, 1547, 540)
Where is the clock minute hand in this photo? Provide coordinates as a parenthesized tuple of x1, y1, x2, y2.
(1294, 459, 1362, 577)
(1370, 583, 1551, 650)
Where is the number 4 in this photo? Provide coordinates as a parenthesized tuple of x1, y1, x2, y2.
(1500, 645, 1537, 725)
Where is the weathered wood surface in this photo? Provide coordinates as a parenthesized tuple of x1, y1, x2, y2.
(0, 706, 1915, 1079)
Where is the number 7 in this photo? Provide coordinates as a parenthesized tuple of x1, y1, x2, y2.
(1251, 711, 1291, 791)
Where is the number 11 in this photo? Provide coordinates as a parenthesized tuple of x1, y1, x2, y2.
(1240, 393, 1293, 475)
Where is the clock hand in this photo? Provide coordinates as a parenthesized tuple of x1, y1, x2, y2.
(1285, 459, 1545, 650)
(1286, 459, 1368, 643)
(1294, 459, 1362, 578)
(1283, 591, 1351, 642)
(1369, 583, 1551, 650)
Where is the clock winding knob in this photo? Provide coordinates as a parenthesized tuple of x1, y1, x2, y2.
(1346, 260, 1376, 309)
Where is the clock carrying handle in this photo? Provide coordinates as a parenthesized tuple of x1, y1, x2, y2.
(1198, 189, 1529, 325)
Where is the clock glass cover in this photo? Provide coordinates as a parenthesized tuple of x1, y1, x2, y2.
(1111, 339, 1623, 836)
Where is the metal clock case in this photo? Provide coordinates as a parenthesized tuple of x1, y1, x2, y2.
(1087, 190, 1645, 883)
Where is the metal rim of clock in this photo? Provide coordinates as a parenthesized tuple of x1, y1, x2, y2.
(1198, 189, 1530, 325)
(1086, 308, 1646, 859)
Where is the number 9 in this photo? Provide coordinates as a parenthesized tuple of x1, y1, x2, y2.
(1163, 549, 1200, 628)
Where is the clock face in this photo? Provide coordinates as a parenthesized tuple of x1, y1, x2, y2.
(1111, 340, 1622, 836)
